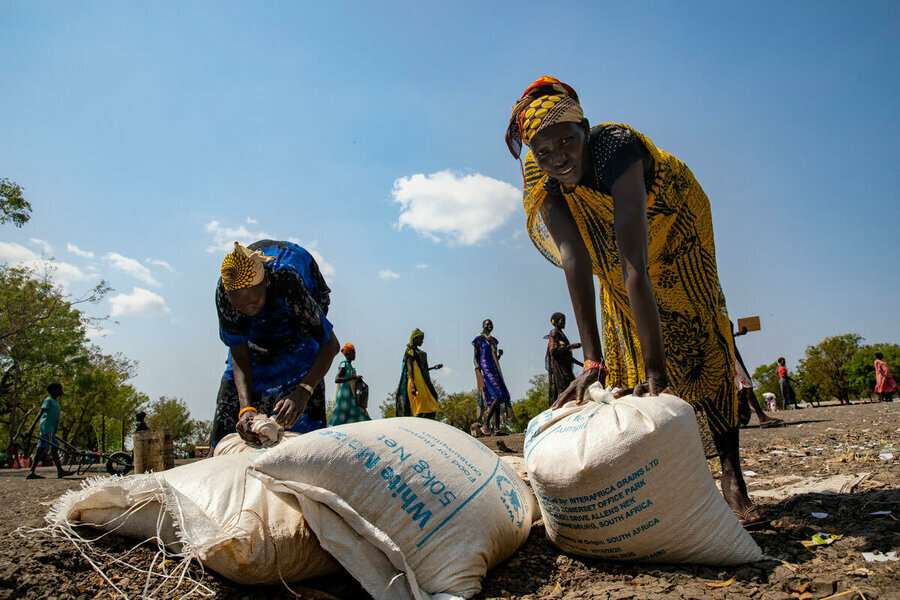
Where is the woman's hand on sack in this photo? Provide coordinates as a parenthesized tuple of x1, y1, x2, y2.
(236, 411, 262, 445)
(273, 386, 311, 428)
(551, 368, 607, 409)
(613, 377, 674, 398)
(569, 342, 582, 350)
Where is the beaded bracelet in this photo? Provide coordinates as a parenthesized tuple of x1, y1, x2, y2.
(238, 406, 258, 419)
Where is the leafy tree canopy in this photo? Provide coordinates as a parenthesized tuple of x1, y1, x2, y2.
(798, 333, 862, 404)
(0, 178, 31, 228)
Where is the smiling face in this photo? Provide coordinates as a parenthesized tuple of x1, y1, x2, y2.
(530, 121, 590, 185)
(482, 319, 493, 333)
(226, 278, 268, 316)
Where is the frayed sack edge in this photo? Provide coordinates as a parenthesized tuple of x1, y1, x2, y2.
(14, 473, 215, 600)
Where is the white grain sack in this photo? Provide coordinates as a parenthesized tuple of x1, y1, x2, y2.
(524, 384, 762, 565)
(249, 417, 537, 600)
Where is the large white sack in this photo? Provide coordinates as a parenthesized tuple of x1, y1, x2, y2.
(47, 453, 339, 584)
(249, 417, 537, 600)
(213, 430, 301, 456)
(524, 384, 763, 565)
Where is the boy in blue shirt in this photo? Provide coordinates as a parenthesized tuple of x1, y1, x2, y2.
(26, 382, 71, 479)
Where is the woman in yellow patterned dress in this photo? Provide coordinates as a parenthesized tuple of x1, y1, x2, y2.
(505, 76, 765, 527)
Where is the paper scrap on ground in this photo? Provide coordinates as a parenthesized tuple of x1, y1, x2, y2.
(862, 551, 898, 562)
(878, 453, 894, 460)
(811, 512, 828, 519)
(744, 470, 757, 477)
(801, 533, 842, 548)
(869, 511, 892, 516)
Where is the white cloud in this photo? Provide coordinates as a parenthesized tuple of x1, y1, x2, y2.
(415, 263, 429, 270)
(109, 287, 171, 317)
(379, 269, 401, 280)
(391, 170, 520, 245)
(204, 220, 272, 253)
(29, 238, 53, 255)
(0, 242, 92, 289)
(246, 217, 258, 224)
(67, 243, 95, 259)
(0, 241, 39, 262)
(104, 252, 160, 287)
(145, 258, 175, 273)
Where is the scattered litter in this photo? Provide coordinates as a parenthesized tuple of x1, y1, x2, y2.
(705, 577, 735, 588)
(819, 588, 868, 600)
(878, 453, 893, 460)
(811, 512, 828, 519)
(861, 551, 898, 562)
(801, 533, 843, 548)
(869, 511, 892, 516)
(744, 470, 757, 477)
(770, 450, 785, 455)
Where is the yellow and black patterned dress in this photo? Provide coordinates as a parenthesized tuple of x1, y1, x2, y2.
(523, 123, 737, 436)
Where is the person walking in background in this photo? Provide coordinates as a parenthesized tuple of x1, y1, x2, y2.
(777, 357, 800, 409)
(505, 76, 764, 527)
(26, 383, 71, 480)
(328, 343, 371, 425)
(473, 319, 511, 436)
(874, 352, 899, 402)
(395, 329, 443, 419)
(732, 326, 781, 427)
(545, 313, 582, 405)
(211, 240, 340, 448)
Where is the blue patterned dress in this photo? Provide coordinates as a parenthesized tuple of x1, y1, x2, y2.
(211, 240, 333, 446)
(473, 334, 511, 407)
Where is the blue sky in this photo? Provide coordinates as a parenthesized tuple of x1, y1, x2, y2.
(2, 1, 898, 420)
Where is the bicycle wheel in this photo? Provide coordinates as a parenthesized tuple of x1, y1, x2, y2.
(106, 452, 133, 476)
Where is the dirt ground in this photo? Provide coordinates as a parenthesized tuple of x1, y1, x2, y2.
(1, 401, 897, 600)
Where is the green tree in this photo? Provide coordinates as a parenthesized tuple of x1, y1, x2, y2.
(184, 419, 213, 456)
(0, 264, 109, 450)
(509, 374, 549, 433)
(0, 178, 31, 227)
(847, 343, 900, 400)
(146, 396, 195, 450)
(379, 393, 396, 419)
(798, 334, 863, 405)
(439, 389, 480, 432)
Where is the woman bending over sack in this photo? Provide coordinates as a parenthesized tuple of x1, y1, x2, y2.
(211, 240, 340, 447)
(505, 76, 765, 527)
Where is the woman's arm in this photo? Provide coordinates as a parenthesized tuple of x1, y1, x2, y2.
(231, 343, 261, 443)
(335, 363, 357, 384)
(540, 193, 605, 407)
(406, 354, 417, 396)
(610, 160, 670, 397)
(274, 333, 340, 426)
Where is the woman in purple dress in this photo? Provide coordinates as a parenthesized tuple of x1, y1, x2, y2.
(473, 319, 511, 435)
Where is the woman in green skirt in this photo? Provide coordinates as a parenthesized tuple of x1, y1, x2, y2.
(328, 343, 370, 426)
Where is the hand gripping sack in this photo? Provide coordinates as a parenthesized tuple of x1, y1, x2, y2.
(249, 417, 537, 600)
(524, 384, 762, 565)
(46, 453, 339, 584)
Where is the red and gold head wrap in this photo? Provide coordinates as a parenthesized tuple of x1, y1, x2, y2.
(220, 241, 274, 291)
(505, 76, 584, 160)
(341, 343, 355, 357)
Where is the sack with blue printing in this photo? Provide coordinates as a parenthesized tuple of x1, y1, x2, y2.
(249, 417, 537, 600)
(524, 384, 763, 565)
